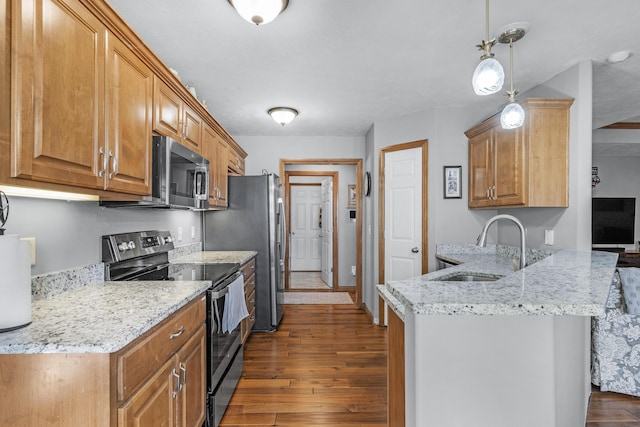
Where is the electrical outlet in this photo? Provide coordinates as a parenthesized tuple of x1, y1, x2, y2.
(177, 227, 183, 242)
(191, 225, 196, 239)
(22, 237, 36, 266)
(351, 265, 356, 275)
(544, 229, 554, 246)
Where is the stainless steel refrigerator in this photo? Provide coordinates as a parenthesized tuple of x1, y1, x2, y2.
(204, 174, 285, 331)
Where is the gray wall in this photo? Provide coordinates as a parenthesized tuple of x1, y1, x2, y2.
(288, 165, 357, 287)
(5, 197, 201, 275)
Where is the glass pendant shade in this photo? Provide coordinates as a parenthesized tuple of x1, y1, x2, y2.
(472, 57, 505, 95)
(269, 107, 298, 125)
(500, 101, 525, 129)
(228, 0, 288, 25)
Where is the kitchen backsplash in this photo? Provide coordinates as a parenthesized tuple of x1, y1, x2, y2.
(32, 243, 203, 301)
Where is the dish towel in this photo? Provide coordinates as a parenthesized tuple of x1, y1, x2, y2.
(222, 274, 249, 334)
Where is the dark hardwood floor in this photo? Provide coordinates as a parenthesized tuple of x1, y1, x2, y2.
(221, 303, 640, 426)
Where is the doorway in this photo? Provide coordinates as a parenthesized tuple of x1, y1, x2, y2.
(379, 140, 429, 286)
(281, 159, 363, 308)
(287, 174, 338, 291)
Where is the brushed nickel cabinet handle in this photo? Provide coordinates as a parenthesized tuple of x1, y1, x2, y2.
(172, 368, 181, 398)
(179, 362, 187, 386)
(108, 150, 118, 180)
(98, 147, 107, 177)
(169, 326, 185, 339)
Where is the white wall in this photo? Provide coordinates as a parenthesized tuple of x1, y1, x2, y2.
(235, 136, 365, 176)
(288, 165, 357, 286)
(5, 197, 201, 275)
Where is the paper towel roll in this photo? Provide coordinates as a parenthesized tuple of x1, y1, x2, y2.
(0, 235, 32, 332)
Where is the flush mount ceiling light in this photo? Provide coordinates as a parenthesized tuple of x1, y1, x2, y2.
(471, 0, 504, 95)
(607, 50, 632, 64)
(499, 27, 527, 129)
(228, 0, 289, 25)
(268, 107, 298, 126)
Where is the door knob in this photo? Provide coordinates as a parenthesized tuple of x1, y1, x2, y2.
(411, 247, 419, 253)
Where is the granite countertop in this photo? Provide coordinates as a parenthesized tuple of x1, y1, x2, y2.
(0, 280, 210, 354)
(171, 251, 257, 265)
(381, 245, 618, 317)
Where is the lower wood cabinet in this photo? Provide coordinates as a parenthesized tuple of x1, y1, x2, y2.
(119, 325, 206, 427)
(240, 257, 256, 344)
(0, 294, 206, 427)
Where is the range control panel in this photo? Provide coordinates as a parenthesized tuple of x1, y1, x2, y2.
(102, 230, 175, 263)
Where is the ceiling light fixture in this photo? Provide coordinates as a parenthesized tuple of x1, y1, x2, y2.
(472, 0, 504, 95)
(268, 107, 298, 126)
(607, 50, 632, 64)
(499, 27, 526, 129)
(228, 0, 289, 26)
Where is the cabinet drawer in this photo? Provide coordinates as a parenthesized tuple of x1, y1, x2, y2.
(240, 258, 255, 279)
(244, 272, 255, 297)
(245, 288, 256, 311)
(117, 295, 206, 401)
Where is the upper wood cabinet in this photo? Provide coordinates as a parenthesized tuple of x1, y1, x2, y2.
(10, 0, 151, 195)
(465, 98, 573, 209)
(153, 77, 203, 154)
(11, 0, 106, 189)
(105, 33, 153, 195)
(5, 0, 245, 198)
(203, 124, 229, 208)
(228, 146, 246, 175)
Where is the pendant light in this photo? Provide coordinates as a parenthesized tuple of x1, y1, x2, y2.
(228, 0, 289, 26)
(472, 0, 504, 95)
(268, 107, 298, 126)
(499, 27, 526, 129)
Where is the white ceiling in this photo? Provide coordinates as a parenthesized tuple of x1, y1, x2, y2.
(106, 0, 640, 138)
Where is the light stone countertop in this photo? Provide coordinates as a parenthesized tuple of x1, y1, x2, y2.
(0, 280, 210, 354)
(381, 245, 618, 316)
(171, 251, 256, 265)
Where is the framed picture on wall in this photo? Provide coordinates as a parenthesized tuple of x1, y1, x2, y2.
(347, 184, 357, 208)
(443, 166, 462, 199)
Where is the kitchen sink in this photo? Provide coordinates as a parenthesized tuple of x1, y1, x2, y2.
(438, 272, 504, 282)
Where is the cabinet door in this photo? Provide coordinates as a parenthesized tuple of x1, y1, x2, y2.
(468, 129, 493, 208)
(176, 326, 207, 427)
(215, 138, 229, 207)
(118, 357, 177, 427)
(203, 125, 218, 205)
(11, 0, 104, 189)
(105, 33, 153, 195)
(493, 127, 526, 207)
(153, 77, 183, 141)
(388, 308, 405, 427)
(182, 104, 203, 154)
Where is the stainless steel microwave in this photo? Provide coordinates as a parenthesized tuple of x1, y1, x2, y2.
(101, 136, 209, 210)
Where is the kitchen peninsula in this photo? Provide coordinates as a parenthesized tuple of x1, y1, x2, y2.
(378, 244, 618, 427)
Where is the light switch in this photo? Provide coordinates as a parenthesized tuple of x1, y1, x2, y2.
(191, 225, 196, 239)
(544, 229, 554, 246)
(177, 227, 183, 242)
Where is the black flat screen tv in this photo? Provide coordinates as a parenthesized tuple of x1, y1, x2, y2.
(592, 197, 636, 244)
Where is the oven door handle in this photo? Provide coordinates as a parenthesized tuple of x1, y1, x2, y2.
(209, 286, 230, 300)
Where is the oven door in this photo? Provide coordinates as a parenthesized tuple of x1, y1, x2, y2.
(207, 272, 243, 389)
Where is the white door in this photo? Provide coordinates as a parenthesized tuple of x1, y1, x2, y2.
(321, 179, 333, 286)
(290, 185, 322, 271)
(384, 147, 423, 282)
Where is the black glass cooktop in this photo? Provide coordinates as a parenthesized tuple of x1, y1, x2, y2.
(133, 262, 240, 285)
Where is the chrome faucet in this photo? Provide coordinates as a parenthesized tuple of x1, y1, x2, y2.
(476, 214, 527, 270)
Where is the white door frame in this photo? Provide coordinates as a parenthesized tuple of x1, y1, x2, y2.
(281, 159, 363, 308)
(379, 140, 429, 286)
